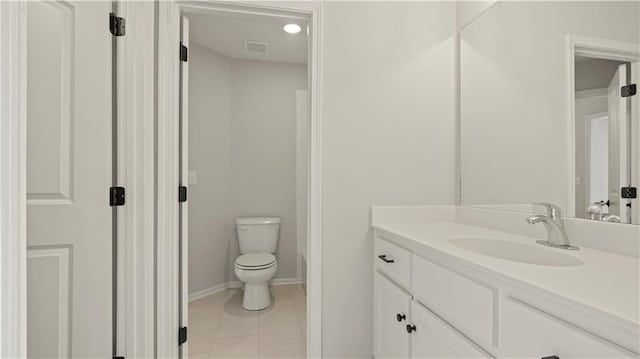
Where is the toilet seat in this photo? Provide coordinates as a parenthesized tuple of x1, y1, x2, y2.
(235, 253, 276, 270)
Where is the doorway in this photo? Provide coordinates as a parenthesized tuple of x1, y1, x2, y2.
(179, 7, 311, 358)
(569, 36, 640, 225)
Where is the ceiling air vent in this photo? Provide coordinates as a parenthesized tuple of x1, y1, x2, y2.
(244, 40, 269, 54)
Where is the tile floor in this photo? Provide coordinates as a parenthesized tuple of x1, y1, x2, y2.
(188, 284, 307, 358)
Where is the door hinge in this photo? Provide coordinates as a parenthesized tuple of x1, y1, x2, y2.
(621, 187, 637, 199)
(621, 84, 636, 97)
(109, 13, 125, 36)
(110, 186, 126, 206)
(180, 43, 188, 62)
(179, 326, 188, 345)
(178, 186, 187, 203)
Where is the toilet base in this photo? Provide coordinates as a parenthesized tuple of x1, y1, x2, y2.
(242, 283, 271, 310)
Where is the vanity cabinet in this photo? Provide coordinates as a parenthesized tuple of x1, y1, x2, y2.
(373, 235, 637, 358)
(374, 237, 489, 358)
(374, 272, 486, 359)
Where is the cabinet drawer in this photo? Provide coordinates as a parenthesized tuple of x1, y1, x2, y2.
(410, 301, 489, 358)
(375, 236, 411, 288)
(412, 255, 494, 347)
(500, 297, 634, 358)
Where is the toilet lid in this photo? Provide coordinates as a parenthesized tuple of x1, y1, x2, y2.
(235, 253, 276, 268)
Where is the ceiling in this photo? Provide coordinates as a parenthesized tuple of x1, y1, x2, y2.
(574, 57, 627, 91)
(575, 55, 592, 63)
(188, 12, 308, 64)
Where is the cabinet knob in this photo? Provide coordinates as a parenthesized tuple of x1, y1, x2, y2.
(541, 356, 559, 359)
(396, 313, 406, 322)
(406, 324, 416, 333)
(377, 255, 395, 263)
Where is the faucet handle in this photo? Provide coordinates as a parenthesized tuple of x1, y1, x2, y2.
(533, 203, 564, 219)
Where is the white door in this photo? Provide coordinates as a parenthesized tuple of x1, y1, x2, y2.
(374, 273, 410, 358)
(588, 115, 610, 206)
(179, 14, 190, 357)
(607, 64, 628, 220)
(26, 1, 113, 357)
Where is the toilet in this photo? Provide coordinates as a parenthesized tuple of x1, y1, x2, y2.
(234, 217, 281, 310)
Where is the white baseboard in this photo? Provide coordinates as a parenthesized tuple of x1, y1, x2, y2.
(189, 282, 229, 302)
(189, 277, 304, 302)
(272, 277, 304, 286)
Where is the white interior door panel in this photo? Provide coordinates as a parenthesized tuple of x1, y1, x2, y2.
(26, 1, 113, 357)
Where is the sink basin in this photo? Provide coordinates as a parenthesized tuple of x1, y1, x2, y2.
(449, 238, 583, 267)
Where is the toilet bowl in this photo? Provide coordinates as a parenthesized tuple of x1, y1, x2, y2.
(234, 217, 281, 310)
(234, 253, 278, 310)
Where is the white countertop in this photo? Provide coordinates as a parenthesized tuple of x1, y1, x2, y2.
(373, 222, 640, 328)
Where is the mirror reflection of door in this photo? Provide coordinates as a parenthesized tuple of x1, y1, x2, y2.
(588, 114, 608, 210)
(575, 57, 635, 224)
(607, 64, 626, 220)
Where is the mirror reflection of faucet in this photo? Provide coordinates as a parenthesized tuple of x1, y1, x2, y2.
(526, 203, 579, 250)
(586, 201, 621, 222)
(601, 214, 621, 223)
(587, 200, 609, 221)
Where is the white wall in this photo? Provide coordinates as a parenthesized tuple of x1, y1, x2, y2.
(456, 0, 498, 31)
(229, 59, 307, 282)
(188, 43, 232, 294)
(460, 1, 639, 210)
(188, 44, 307, 295)
(321, 2, 457, 356)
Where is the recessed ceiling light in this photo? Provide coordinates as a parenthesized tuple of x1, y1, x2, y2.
(283, 23, 301, 34)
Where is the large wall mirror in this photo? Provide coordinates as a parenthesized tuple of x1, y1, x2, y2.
(460, 1, 640, 225)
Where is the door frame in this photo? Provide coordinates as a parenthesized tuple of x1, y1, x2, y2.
(114, 2, 157, 358)
(0, 2, 27, 357)
(565, 35, 639, 218)
(156, 1, 323, 357)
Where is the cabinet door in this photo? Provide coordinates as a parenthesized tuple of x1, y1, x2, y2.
(411, 301, 489, 358)
(375, 272, 411, 358)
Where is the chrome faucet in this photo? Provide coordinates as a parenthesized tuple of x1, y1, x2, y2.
(526, 203, 578, 250)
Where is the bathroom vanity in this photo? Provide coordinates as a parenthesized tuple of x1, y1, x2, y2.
(372, 2, 640, 357)
(371, 206, 639, 358)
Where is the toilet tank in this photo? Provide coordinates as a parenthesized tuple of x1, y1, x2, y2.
(236, 217, 281, 254)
